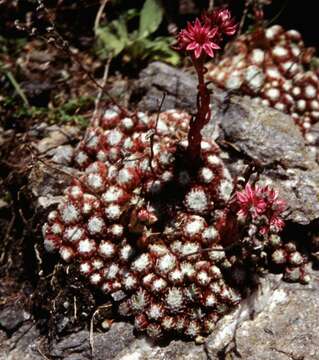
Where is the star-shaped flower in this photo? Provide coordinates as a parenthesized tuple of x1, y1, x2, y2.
(177, 18, 220, 59)
(237, 183, 286, 234)
(236, 183, 266, 219)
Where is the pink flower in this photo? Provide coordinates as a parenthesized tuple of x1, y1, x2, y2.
(236, 183, 266, 218)
(270, 216, 285, 231)
(261, 186, 286, 213)
(261, 186, 286, 233)
(237, 183, 286, 235)
(177, 18, 220, 58)
(202, 8, 237, 37)
(259, 217, 285, 235)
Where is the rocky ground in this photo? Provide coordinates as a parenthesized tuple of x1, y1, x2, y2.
(1, 62, 319, 359)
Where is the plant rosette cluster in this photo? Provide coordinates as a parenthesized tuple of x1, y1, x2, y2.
(42, 104, 307, 341)
(42, 8, 309, 341)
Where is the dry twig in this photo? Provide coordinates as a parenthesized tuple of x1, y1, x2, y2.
(238, 0, 252, 37)
(34, 0, 130, 117)
(94, 0, 110, 36)
(92, 0, 112, 126)
(92, 56, 112, 127)
(208, 0, 214, 11)
(89, 303, 112, 355)
(149, 92, 167, 174)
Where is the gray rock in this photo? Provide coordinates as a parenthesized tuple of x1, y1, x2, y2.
(48, 322, 207, 360)
(219, 96, 319, 225)
(35, 125, 79, 154)
(205, 274, 285, 358)
(50, 145, 74, 165)
(91, 323, 135, 360)
(219, 97, 312, 169)
(49, 323, 135, 360)
(0, 322, 43, 360)
(3, 274, 319, 360)
(0, 304, 30, 332)
(230, 277, 319, 360)
(49, 330, 91, 359)
(131, 61, 197, 112)
(258, 168, 319, 225)
(114, 338, 206, 360)
(29, 162, 81, 209)
(28, 125, 81, 210)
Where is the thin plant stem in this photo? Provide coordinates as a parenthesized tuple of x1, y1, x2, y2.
(92, 0, 113, 126)
(35, 0, 130, 117)
(187, 56, 211, 162)
(94, 0, 110, 36)
(4, 70, 30, 107)
(238, 0, 252, 37)
(92, 50, 112, 127)
(208, 0, 214, 11)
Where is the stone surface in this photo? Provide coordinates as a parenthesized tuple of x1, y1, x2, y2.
(114, 338, 206, 360)
(48, 321, 206, 360)
(0, 322, 43, 360)
(49, 323, 135, 360)
(0, 321, 204, 360)
(49, 144, 74, 165)
(29, 162, 81, 209)
(35, 125, 79, 154)
(219, 97, 312, 169)
(28, 124, 81, 209)
(219, 96, 319, 225)
(230, 277, 319, 360)
(205, 274, 285, 358)
(49, 330, 91, 359)
(130, 61, 197, 112)
(0, 304, 31, 332)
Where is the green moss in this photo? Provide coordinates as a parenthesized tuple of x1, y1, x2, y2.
(1, 96, 94, 129)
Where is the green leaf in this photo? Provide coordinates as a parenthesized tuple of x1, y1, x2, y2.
(142, 37, 180, 66)
(112, 18, 129, 42)
(96, 24, 126, 57)
(125, 8, 139, 21)
(138, 0, 163, 38)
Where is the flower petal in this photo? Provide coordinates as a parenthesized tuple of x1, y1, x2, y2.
(186, 42, 198, 51)
(208, 27, 218, 38)
(203, 43, 215, 57)
(236, 192, 248, 203)
(194, 46, 203, 58)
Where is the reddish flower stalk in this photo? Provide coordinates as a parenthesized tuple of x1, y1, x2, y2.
(187, 54, 212, 162)
(176, 8, 237, 162)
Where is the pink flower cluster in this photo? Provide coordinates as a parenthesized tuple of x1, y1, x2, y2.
(202, 8, 237, 39)
(177, 8, 237, 59)
(236, 183, 286, 234)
